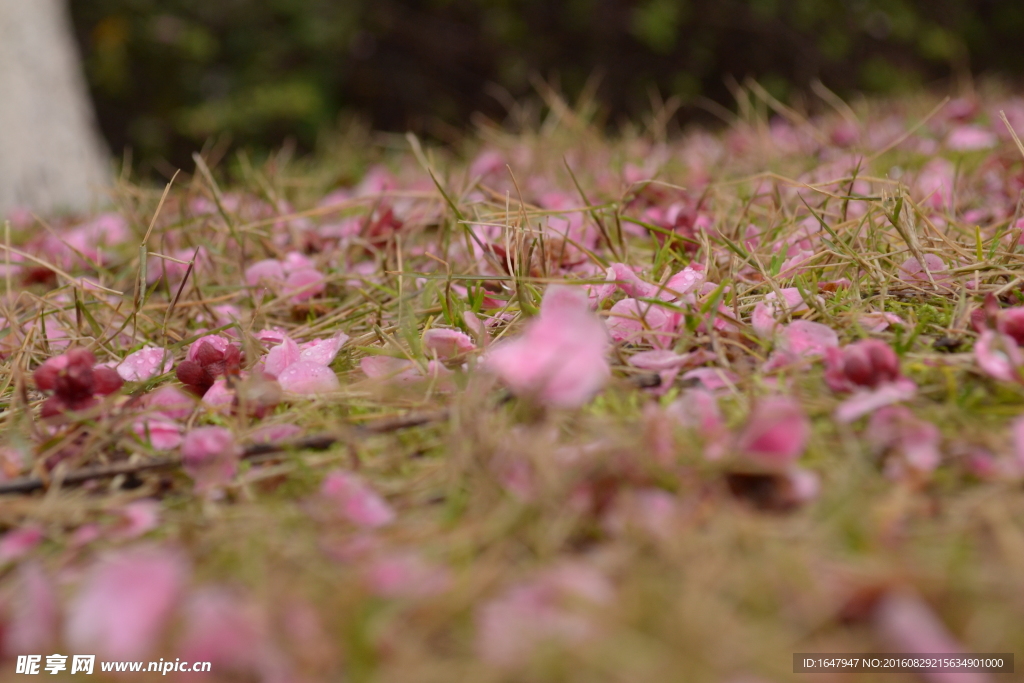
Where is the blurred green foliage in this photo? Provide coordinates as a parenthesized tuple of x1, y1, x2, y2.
(69, 0, 1024, 170)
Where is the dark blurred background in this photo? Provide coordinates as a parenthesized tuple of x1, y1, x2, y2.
(68, 0, 1024, 171)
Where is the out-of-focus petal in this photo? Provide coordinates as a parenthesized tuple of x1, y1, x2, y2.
(319, 470, 395, 528)
(485, 285, 610, 407)
(975, 330, 1024, 382)
(834, 379, 917, 423)
(2, 563, 59, 655)
(65, 546, 188, 660)
(181, 427, 241, 493)
(737, 396, 810, 468)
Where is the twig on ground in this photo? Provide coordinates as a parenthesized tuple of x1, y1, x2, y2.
(0, 410, 448, 496)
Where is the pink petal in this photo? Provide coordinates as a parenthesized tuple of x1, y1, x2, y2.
(898, 254, 949, 284)
(606, 298, 674, 347)
(751, 288, 809, 337)
(181, 426, 241, 492)
(186, 334, 233, 362)
(423, 328, 476, 358)
(975, 330, 1024, 382)
(859, 311, 904, 333)
(834, 378, 917, 423)
(463, 311, 487, 340)
(146, 385, 194, 420)
(245, 259, 285, 287)
(2, 563, 59, 655)
(363, 553, 451, 598)
(874, 591, 988, 683)
(264, 336, 301, 378)
(607, 263, 658, 298)
(133, 417, 183, 450)
(485, 285, 610, 407)
(70, 524, 103, 548)
(254, 328, 288, 345)
(248, 423, 303, 444)
(947, 124, 997, 151)
(320, 470, 395, 528)
(0, 525, 44, 564)
(299, 334, 348, 365)
(605, 488, 680, 541)
(660, 264, 706, 300)
(778, 320, 838, 356)
(784, 467, 820, 505)
(277, 361, 340, 394)
(0, 445, 26, 479)
(681, 367, 739, 392)
(476, 563, 611, 669)
(65, 547, 188, 660)
(868, 407, 942, 477)
(281, 251, 315, 272)
(360, 355, 421, 381)
(737, 396, 810, 468)
(117, 346, 172, 382)
(666, 388, 725, 438)
(914, 159, 955, 209)
(628, 349, 689, 371)
(177, 587, 286, 679)
(202, 378, 235, 408)
(629, 348, 715, 372)
(751, 302, 778, 337)
(111, 500, 161, 539)
(284, 267, 326, 302)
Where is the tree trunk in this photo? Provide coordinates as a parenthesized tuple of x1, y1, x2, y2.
(0, 0, 109, 218)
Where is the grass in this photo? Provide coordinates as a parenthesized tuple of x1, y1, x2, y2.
(3, 83, 1024, 682)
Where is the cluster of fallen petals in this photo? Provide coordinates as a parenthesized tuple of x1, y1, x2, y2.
(4, 92, 1024, 678)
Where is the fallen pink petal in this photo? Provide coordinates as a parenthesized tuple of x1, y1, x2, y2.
(2, 563, 59, 655)
(181, 426, 242, 493)
(65, 546, 188, 660)
(277, 360, 341, 394)
(485, 285, 610, 407)
(0, 526, 44, 565)
(319, 470, 396, 528)
(422, 327, 476, 358)
(737, 396, 810, 468)
(116, 346, 173, 382)
(834, 379, 918, 423)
